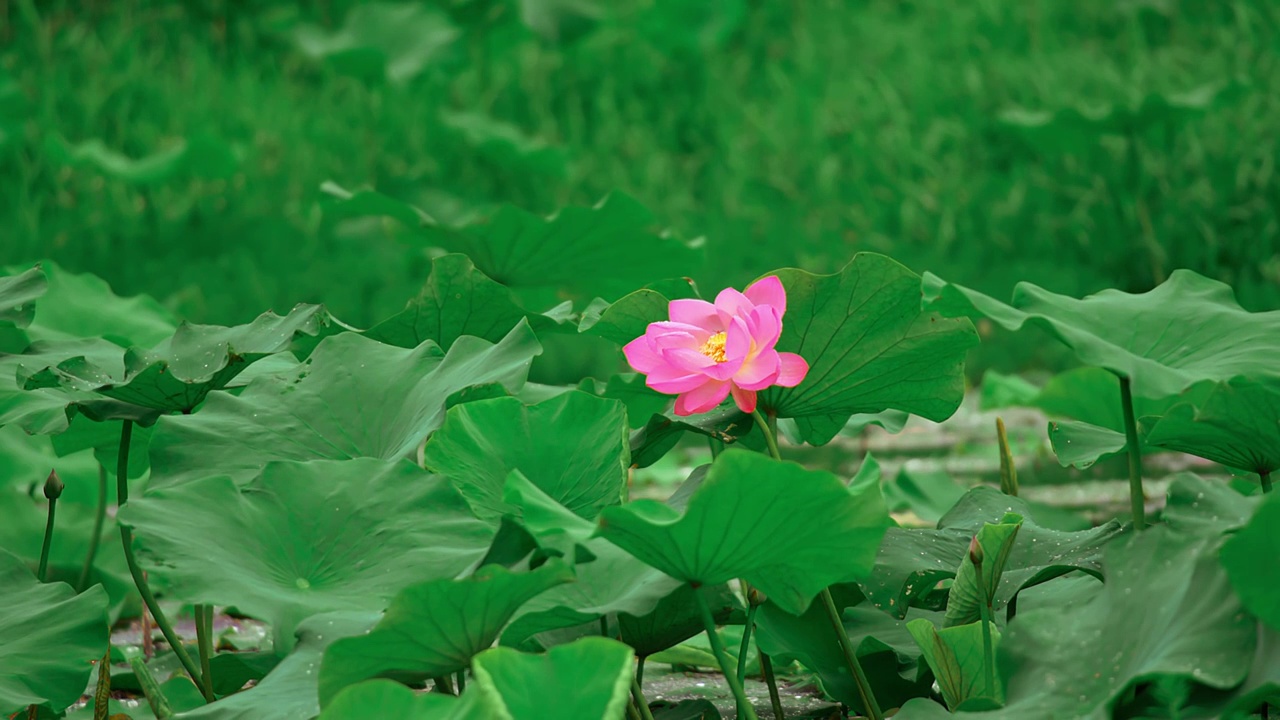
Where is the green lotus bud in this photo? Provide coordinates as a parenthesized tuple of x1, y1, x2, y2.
(968, 535, 984, 566)
(43, 469, 64, 501)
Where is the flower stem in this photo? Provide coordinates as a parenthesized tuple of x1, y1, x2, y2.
(630, 678, 657, 720)
(972, 559, 997, 699)
(115, 420, 212, 701)
(819, 588, 883, 720)
(196, 604, 215, 701)
(693, 583, 759, 720)
(759, 651, 786, 720)
(78, 464, 108, 591)
(750, 407, 781, 461)
(1261, 471, 1273, 494)
(1119, 376, 1146, 531)
(37, 489, 58, 583)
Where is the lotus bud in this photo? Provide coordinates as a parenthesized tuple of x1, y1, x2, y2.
(43, 469, 64, 501)
(968, 535, 984, 567)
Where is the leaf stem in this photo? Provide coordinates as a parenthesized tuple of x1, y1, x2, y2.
(759, 651, 786, 720)
(750, 408, 781, 461)
(636, 655, 646, 686)
(737, 601, 758, 682)
(693, 583, 759, 720)
(630, 677, 657, 720)
(819, 588, 883, 720)
(78, 464, 108, 591)
(456, 669, 466, 694)
(1119, 376, 1146, 531)
(1261, 470, 1272, 494)
(115, 420, 212, 701)
(972, 559, 997, 699)
(196, 604, 215, 701)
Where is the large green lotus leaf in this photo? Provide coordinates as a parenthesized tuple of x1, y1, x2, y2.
(1209, 624, 1280, 720)
(1222, 491, 1280, 633)
(577, 277, 699, 347)
(365, 253, 569, 351)
(751, 254, 979, 444)
(176, 612, 380, 720)
(426, 192, 701, 308)
(44, 132, 237, 184)
(907, 619, 1002, 710)
(2, 261, 176, 349)
(994, 367, 1208, 431)
(628, 404, 755, 468)
(924, 269, 1280, 399)
(944, 513, 1023, 627)
(425, 391, 628, 521)
(439, 111, 569, 179)
(121, 458, 493, 642)
(22, 304, 333, 414)
(292, 2, 460, 84)
(471, 637, 633, 720)
(318, 562, 573, 705)
(754, 583, 934, 714)
(149, 322, 540, 487)
(863, 488, 1123, 618)
(319, 679, 484, 720)
(579, 373, 672, 428)
(499, 471, 681, 647)
(1162, 473, 1260, 535)
(0, 548, 109, 716)
(0, 265, 46, 333)
(897, 528, 1255, 719)
(597, 449, 890, 615)
(1146, 376, 1280, 475)
(1046, 418, 1127, 470)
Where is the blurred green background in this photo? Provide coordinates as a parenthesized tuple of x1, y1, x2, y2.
(2, 0, 1278, 371)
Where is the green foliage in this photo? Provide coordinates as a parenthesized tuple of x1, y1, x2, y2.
(1221, 492, 1280, 634)
(598, 449, 890, 614)
(0, 548, 109, 716)
(470, 637, 634, 719)
(906, 619, 1002, 710)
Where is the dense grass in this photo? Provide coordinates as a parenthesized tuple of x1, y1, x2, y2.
(1, 0, 1277, 342)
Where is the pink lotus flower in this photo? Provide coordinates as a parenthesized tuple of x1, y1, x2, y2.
(623, 276, 810, 416)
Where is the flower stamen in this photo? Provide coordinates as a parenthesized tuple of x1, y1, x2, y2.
(699, 332, 728, 363)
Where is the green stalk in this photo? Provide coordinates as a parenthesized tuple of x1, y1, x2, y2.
(456, 669, 466, 694)
(77, 464, 109, 591)
(1261, 470, 1272, 494)
(1119, 376, 1147, 531)
(115, 420, 212, 701)
(37, 470, 63, 582)
(995, 417, 1019, 497)
(750, 408, 781, 461)
(708, 436, 724, 459)
(196, 604, 215, 701)
(693, 584, 759, 720)
(626, 701, 643, 720)
(819, 588, 883, 720)
(758, 652, 786, 720)
(630, 678, 657, 720)
(129, 655, 175, 719)
(737, 601, 758, 682)
(971, 551, 997, 699)
(636, 655, 646, 686)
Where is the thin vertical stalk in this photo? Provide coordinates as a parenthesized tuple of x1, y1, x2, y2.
(1261, 470, 1272, 494)
(819, 588, 883, 720)
(37, 472, 61, 582)
(115, 420, 211, 701)
(758, 652, 786, 720)
(693, 584, 759, 720)
(736, 601, 758, 682)
(630, 678, 657, 720)
(196, 604, 215, 701)
(751, 408, 781, 461)
(1119, 376, 1147, 531)
(636, 655, 646, 686)
(455, 669, 466, 694)
(995, 417, 1019, 497)
(972, 558, 997, 699)
(626, 700, 643, 720)
(78, 464, 109, 591)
